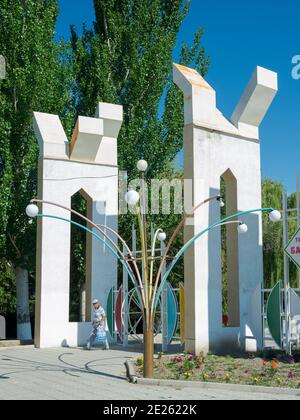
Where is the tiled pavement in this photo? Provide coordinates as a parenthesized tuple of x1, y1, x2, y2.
(0, 346, 299, 400)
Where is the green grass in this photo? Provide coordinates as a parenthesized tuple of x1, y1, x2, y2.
(135, 351, 300, 389)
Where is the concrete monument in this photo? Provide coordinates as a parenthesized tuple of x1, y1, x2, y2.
(174, 64, 278, 354)
(33, 103, 122, 348)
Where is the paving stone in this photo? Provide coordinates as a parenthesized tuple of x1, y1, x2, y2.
(0, 347, 298, 400)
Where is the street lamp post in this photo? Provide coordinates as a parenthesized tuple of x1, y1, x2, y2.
(125, 161, 230, 378)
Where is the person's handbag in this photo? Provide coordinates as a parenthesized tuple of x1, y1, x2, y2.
(96, 327, 107, 342)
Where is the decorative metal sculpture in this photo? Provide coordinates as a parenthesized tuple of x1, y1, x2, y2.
(26, 181, 280, 378)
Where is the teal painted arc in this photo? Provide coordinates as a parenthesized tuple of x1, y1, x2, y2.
(166, 282, 178, 344)
(155, 207, 274, 307)
(266, 281, 282, 349)
(36, 214, 139, 300)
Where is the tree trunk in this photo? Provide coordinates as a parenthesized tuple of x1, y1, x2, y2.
(143, 324, 154, 378)
(15, 267, 32, 341)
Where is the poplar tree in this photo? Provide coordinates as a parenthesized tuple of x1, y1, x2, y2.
(71, 0, 210, 178)
(0, 0, 73, 338)
(70, 0, 210, 298)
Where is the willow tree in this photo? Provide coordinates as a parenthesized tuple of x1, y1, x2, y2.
(287, 192, 299, 288)
(262, 179, 299, 289)
(0, 0, 73, 339)
(262, 179, 284, 289)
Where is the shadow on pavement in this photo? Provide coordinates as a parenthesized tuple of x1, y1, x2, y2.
(0, 349, 134, 382)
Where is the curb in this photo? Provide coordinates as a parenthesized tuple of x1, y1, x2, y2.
(125, 360, 138, 384)
(0, 340, 34, 348)
(136, 378, 300, 397)
(0, 346, 34, 351)
(128, 362, 300, 397)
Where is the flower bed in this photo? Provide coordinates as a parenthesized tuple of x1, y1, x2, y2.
(135, 351, 300, 388)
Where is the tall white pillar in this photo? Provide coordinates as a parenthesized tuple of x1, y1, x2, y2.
(33, 103, 122, 348)
(174, 64, 278, 354)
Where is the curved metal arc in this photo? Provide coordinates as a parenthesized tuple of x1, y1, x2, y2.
(32, 198, 145, 307)
(35, 214, 144, 306)
(152, 208, 273, 313)
(151, 195, 221, 319)
(137, 206, 150, 319)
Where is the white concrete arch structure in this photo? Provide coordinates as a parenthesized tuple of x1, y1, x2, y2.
(33, 103, 123, 348)
(174, 64, 278, 354)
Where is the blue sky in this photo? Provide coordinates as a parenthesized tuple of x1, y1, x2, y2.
(56, 0, 300, 192)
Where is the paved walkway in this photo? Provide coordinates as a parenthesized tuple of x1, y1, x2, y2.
(0, 346, 298, 400)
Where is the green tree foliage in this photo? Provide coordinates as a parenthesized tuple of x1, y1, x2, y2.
(287, 192, 299, 288)
(0, 1, 297, 326)
(262, 179, 284, 288)
(262, 179, 299, 289)
(69, 192, 87, 322)
(70, 0, 210, 293)
(0, 0, 73, 314)
(71, 0, 209, 177)
(0, 259, 16, 313)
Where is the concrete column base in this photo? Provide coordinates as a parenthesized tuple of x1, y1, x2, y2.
(185, 339, 209, 356)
